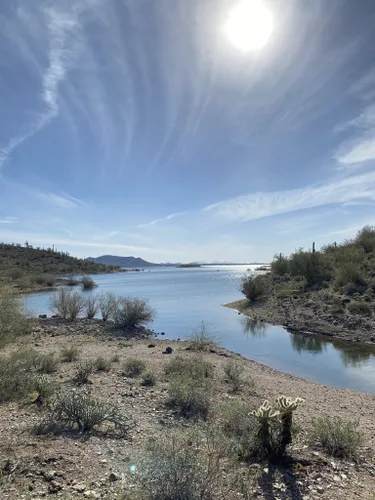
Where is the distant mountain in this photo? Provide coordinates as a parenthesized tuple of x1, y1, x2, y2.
(86, 255, 160, 268)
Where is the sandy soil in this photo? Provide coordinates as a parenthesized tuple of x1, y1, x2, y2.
(0, 319, 374, 499)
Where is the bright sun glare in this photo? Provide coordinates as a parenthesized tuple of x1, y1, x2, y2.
(224, 0, 273, 52)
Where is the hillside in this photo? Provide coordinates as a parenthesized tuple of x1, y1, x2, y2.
(0, 243, 120, 293)
(227, 225, 375, 343)
(87, 255, 159, 267)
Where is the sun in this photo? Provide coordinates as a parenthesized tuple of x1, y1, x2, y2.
(224, 0, 273, 52)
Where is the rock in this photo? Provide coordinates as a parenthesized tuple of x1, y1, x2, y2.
(84, 491, 100, 498)
(316, 486, 324, 494)
(72, 483, 86, 492)
(148, 344, 156, 348)
(48, 481, 63, 493)
(163, 346, 173, 354)
(38, 314, 47, 319)
(108, 472, 120, 482)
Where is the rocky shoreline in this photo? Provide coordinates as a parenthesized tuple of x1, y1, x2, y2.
(225, 297, 375, 345)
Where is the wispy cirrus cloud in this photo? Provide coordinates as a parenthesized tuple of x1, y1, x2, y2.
(137, 211, 187, 228)
(0, 216, 18, 224)
(36, 192, 88, 209)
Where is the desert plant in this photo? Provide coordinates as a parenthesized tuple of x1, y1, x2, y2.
(336, 263, 366, 287)
(309, 415, 363, 457)
(111, 354, 120, 363)
(113, 297, 155, 331)
(94, 356, 111, 372)
(165, 356, 214, 380)
(348, 301, 372, 315)
(51, 288, 85, 320)
(123, 358, 146, 378)
(67, 276, 81, 286)
(60, 345, 80, 362)
(97, 292, 117, 321)
(0, 296, 30, 347)
(240, 273, 268, 302)
(0, 352, 33, 402)
(33, 353, 59, 374)
(187, 321, 217, 351)
(85, 296, 98, 319)
(33, 274, 56, 287)
(35, 390, 134, 436)
(288, 249, 332, 286)
(81, 276, 97, 290)
(355, 225, 375, 253)
(167, 375, 212, 420)
(223, 360, 245, 393)
(31, 375, 57, 402)
(271, 253, 290, 276)
(136, 431, 222, 500)
(74, 361, 94, 385)
(141, 372, 156, 387)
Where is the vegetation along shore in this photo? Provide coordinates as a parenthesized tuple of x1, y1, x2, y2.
(226, 226, 375, 345)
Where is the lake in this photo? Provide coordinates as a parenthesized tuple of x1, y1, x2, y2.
(23, 265, 375, 393)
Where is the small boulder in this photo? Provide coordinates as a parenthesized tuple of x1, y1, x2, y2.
(148, 343, 156, 348)
(163, 346, 173, 354)
(108, 472, 120, 482)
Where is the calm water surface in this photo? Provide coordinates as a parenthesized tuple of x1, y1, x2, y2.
(24, 265, 375, 393)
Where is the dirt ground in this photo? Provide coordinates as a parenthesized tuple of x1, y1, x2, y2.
(0, 319, 375, 499)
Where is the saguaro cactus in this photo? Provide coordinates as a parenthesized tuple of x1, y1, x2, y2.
(276, 395, 305, 456)
(251, 400, 280, 454)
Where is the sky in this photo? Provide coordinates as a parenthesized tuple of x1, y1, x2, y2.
(1, 0, 375, 263)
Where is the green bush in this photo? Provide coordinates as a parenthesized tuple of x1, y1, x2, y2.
(123, 358, 146, 378)
(113, 297, 155, 331)
(35, 391, 134, 436)
(97, 292, 117, 321)
(167, 375, 212, 420)
(111, 354, 120, 363)
(271, 254, 289, 276)
(165, 356, 214, 380)
(74, 361, 94, 385)
(344, 282, 361, 296)
(348, 301, 371, 316)
(309, 416, 363, 458)
(60, 345, 80, 362)
(330, 304, 345, 315)
(187, 321, 217, 351)
(33, 353, 59, 374)
(85, 296, 98, 319)
(223, 360, 246, 393)
(7, 267, 25, 279)
(33, 274, 56, 287)
(136, 431, 222, 500)
(0, 352, 33, 402)
(240, 273, 268, 302)
(94, 356, 111, 372)
(0, 296, 30, 347)
(289, 249, 332, 286)
(50, 288, 85, 320)
(141, 372, 156, 387)
(355, 225, 375, 253)
(336, 263, 366, 287)
(32, 375, 57, 401)
(81, 276, 97, 290)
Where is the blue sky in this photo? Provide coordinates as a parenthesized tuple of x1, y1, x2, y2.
(1, 0, 375, 263)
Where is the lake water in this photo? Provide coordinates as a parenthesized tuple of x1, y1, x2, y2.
(23, 265, 375, 393)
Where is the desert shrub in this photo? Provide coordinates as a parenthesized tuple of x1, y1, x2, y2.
(336, 263, 366, 287)
(218, 401, 263, 462)
(35, 391, 134, 436)
(74, 361, 94, 385)
(141, 372, 156, 387)
(81, 276, 97, 290)
(167, 375, 213, 420)
(50, 288, 85, 320)
(309, 416, 363, 458)
(187, 321, 217, 351)
(113, 297, 155, 331)
(33, 353, 59, 374)
(344, 282, 361, 296)
(0, 296, 30, 347)
(275, 288, 292, 299)
(32, 375, 57, 401)
(330, 304, 345, 315)
(355, 225, 375, 253)
(33, 274, 56, 287)
(289, 249, 332, 286)
(136, 431, 222, 500)
(111, 354, 120, 363)
(348, 301, 371, 316)
(7, 267, 25, 279)
(223, 360, 246, 393)
(94, 356, 111, 372)
(85, 296, 98, 319)
(61, 345, 80, 362)
(0, 352, 33, 402)
(123, 358, 146, 378)
(240, 273, 268, 302)
(97, 292, 117, 321)
(165, 356, 214, 380)
(67, 276, 81, 286)
(271, 253, 289, 276)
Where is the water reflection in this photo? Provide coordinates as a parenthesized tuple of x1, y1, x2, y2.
(242, 317, 266, 338)
(335, 343, 374, 369)
(289, 332, 326, 354)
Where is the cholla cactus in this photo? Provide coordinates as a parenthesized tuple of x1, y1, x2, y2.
(250, 401, 280, 453)
(276, 396, 305, 455)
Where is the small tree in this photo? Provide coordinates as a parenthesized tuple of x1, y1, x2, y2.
(97, 292, 117, 321)
(113, 297, 155, 331)
(81, 276, 97, 290)
(50, 289, 85, 320)
(240, 274, 268, 302)
(271, 253, 289, 276)
(85, 296, 98, 319)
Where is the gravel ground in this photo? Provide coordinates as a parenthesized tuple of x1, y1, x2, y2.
(0, 319, 374, 499)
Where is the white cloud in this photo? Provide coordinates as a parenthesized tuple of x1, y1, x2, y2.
(36, 192, 87, 209)
(138, 211, 187, 228)
(203, 171, 375, 223)
(0, 216, 18, 224)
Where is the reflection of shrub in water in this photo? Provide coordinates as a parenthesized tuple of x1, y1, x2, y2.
(337, 345, 373, 368)
(290, 333, 326, 354)
(242, 317, 266, 338)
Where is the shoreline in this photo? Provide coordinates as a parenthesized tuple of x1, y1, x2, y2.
(224, 298, 375, 345)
